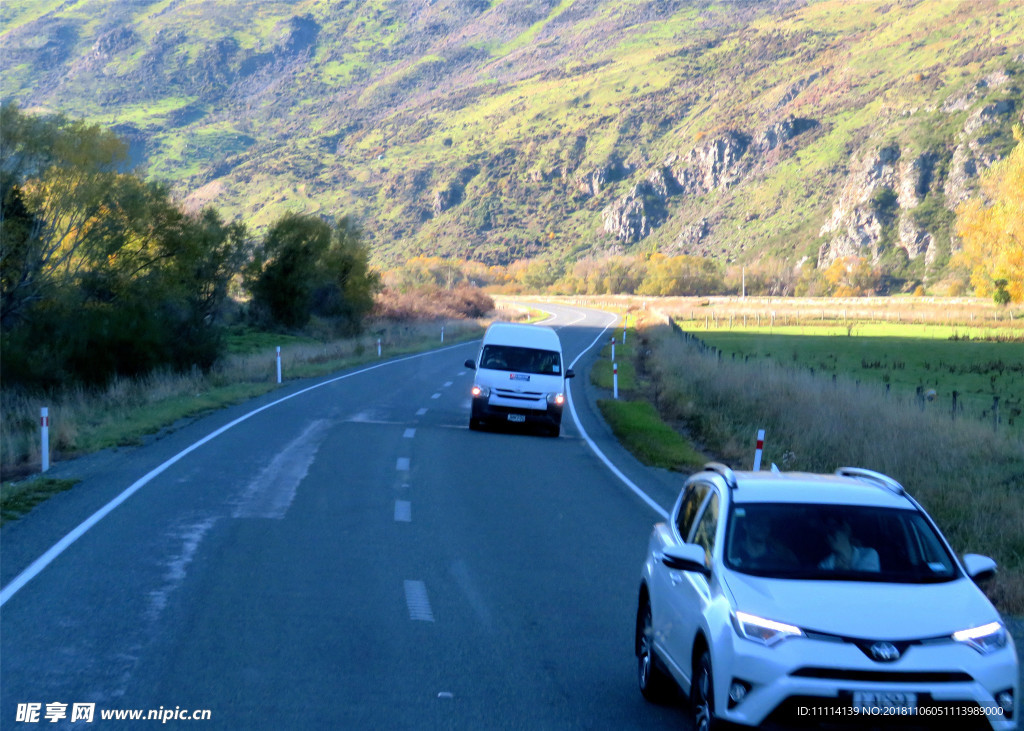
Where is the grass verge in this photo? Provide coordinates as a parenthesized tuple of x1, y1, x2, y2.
(1, 478, 80, 524)
(1, 318, 488, 483)
(597, 399, 706, 471)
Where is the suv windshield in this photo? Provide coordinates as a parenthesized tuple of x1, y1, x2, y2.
(480, 345, 562, 375)
(724, 503, 958, 583)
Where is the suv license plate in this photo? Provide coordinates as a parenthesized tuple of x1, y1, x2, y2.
(507, 414, 526, 423)
(852, 691, 917, 712)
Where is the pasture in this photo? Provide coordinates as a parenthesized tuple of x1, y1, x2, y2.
(680, 323, 1024, 436)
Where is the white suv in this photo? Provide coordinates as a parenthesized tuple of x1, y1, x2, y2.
(636, 464, 1019, 729)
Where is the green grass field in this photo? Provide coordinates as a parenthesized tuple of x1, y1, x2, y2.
(682, 323, 1024, 435)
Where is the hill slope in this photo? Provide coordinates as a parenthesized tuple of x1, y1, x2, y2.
(2, 0, 1022, 279)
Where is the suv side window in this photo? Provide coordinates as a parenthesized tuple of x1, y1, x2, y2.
(676, 483, 710, 541)
(691, 492, 720, 569)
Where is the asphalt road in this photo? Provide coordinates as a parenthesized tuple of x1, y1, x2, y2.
(1, 304, 695, 729)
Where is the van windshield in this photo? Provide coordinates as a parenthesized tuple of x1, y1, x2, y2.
(480, 345, 562, 375)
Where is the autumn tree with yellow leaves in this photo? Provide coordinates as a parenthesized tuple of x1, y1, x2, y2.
(954, 125, 1023, 304)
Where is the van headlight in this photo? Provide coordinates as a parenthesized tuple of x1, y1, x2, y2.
(546, 392, 565, 407)
(472, 385, 490, 399)
(732, 611, 803, 646)
(952, 622, 1007, 655)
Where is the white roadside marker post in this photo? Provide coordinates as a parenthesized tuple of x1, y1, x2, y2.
(378, 338, 382, 357)
(753, 429, 765, 471)
(276, 346, 282, 384)
(611, 336, 616, 362)
(613, 363, 619, 400)
(40, 407, 50, 473)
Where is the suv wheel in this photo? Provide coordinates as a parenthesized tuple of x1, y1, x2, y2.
(636, 597, 673, 702)
(692, 649, 718, 731)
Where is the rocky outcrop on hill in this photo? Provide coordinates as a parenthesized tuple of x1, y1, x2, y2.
(818, 79, 1020, 269)
(601, 116, 819, 243)
(576, 157, 631, 196)
(432, 164, 480, 215)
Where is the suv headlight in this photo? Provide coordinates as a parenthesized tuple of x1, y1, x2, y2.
(546, 392, 565, 407)
(472, 385, 490, 399)
(952, 622, 1008, 655)
(732, 611, 804, 647)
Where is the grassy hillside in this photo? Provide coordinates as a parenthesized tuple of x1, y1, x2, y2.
(1, 0, 1021, 274)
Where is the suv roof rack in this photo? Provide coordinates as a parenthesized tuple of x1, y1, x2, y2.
(835, 467, 906, 496)
(704, 462, 738, 489)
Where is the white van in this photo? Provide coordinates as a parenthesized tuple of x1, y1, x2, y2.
(464, 322, 575, 436)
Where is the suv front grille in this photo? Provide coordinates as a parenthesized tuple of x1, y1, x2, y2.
(791, 668, 973, 683)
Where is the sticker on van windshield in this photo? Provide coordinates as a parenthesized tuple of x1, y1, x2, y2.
(553, 365, 560, 373)
(510, 373, 531, 381)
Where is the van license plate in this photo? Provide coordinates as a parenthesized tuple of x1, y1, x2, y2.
(852, 691, 917, 713)
(507, 414, 526, 423)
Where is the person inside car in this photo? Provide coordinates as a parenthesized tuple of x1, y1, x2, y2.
(819, 517, 880, 571)
(734, 519, 797, 569)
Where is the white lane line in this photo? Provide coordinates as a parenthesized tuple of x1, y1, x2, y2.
(443, 381, 453, 388)
(566, 311, 670, 521)
(404, 580, 434, 621)
(396, 457, 410, 471)
(0, 341, 479, 608)
(403, 428, 416, 438)
(416, 408, 428, 416)
(394, 500, 411, 522)
(431, 393, 441, 399)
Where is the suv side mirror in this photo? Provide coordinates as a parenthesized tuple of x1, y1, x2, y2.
(565, 368, 575, 379)
(662, 543, 710, 577)
(962, 554, 997, 583)
(464, 359, 476, 370)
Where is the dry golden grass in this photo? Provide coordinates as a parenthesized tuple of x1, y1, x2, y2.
(1, 317, 490, 479)
(639, 319, 1024, 612)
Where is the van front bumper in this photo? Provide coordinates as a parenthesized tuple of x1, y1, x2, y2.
(471, 393, 564, 428)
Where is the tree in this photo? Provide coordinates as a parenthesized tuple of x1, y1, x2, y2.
(954, 125, 1024, 304)
(822, 256, 881, 296)
(638, 254, 724, 296)
(2, 104, 248, 387)
(312, 216, 380, 332)
(1, 102, 130, 328)
(245, 213, 331, 329)
(245, 213, 380, 331)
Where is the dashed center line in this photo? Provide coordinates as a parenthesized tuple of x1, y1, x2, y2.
(431, 393, 441, 399)
(396, 457, 410, 471)
(443, 381, 453, 388)
(403, 428, 416, 438)
(394, 500, 411, 522)
(404, 580, 434, 622)
(416, 408, 428, 416)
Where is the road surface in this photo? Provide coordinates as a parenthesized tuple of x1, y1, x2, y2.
(1, 303, 694, 729)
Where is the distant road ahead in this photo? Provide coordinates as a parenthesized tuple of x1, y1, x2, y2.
(1, 304, 693, 729)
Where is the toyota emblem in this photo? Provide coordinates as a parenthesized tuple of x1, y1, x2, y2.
(869, 641, 901, 662)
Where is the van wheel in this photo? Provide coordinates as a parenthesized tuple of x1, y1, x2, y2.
(549, 425, 560, 437)
(469, 418, 481, 431)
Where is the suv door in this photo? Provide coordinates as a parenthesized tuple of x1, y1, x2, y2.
(667, 484, 720, 689)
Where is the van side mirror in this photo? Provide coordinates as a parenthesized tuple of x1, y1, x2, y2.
(464, 359, 476, 370)
(565, 368, 575, 379)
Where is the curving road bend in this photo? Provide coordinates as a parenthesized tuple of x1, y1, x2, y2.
(1, 303, 693, 729)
